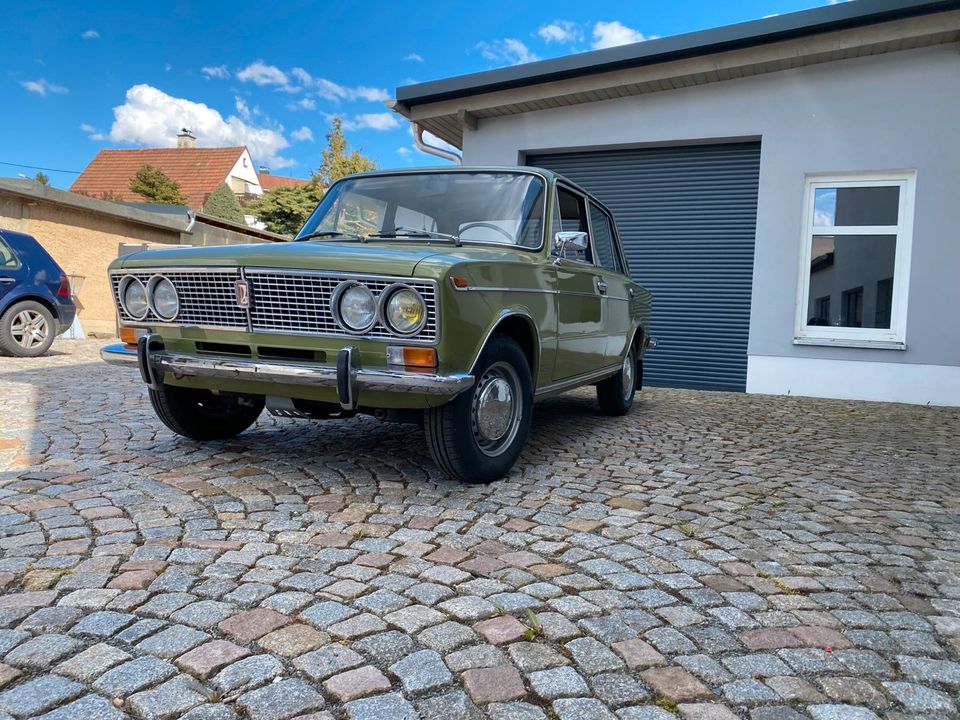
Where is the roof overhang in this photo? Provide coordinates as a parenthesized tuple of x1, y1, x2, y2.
(392, 0, 960, 149)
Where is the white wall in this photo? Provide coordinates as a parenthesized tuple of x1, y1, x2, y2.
(228, 150, 262, 195)
(461, 46, 960, 404)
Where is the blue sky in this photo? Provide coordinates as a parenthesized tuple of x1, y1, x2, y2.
(2, 0, 837, 188)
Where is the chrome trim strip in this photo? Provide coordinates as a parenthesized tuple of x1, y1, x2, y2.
(453, 285, 601, 299)
(100, 344, 474, 397)
(535, 363, 621, 397)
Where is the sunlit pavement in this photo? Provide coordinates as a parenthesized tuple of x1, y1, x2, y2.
(0, 339, 957, 719)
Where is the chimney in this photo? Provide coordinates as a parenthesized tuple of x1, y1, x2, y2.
(176, 128, 196, 148)
(259, 165, 270, 175)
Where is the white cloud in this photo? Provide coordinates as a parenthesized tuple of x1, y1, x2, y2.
(288, 97, 316, 111)
(591, 20, 647, 49)
(418, 130, 460, 157)
(202, 65, 230, 79)
(404, 53, 424, 63)
(81, 29, 100, 40)
(538, 21, 582, 44)
(237, 60, 290, 88)
(79, 123, 105, 141)
(476, 38, 539, 66)
(352, 86, 390, 102)
(290, 67, 313, 85)
(340, 113, 401, 131)
(234, 96, 251, 120)
(21, 79, 68, 96)
(108, 84, 293, 167)
(396, 146, 412, 156)
(291, 126, 314, 142)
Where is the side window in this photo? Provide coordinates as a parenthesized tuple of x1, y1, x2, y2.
(0, 238, 19, 269)
(589, 204, 622, 273)
(556, 187, 592, 263)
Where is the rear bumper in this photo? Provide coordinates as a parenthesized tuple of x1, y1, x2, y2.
(100, 336, 474, 408)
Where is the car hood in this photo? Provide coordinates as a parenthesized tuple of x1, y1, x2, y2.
(116, 240, 445, 277)
(114, 240, 542, 278)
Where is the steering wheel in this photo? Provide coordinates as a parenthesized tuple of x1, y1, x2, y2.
(458, 222, 515, 242)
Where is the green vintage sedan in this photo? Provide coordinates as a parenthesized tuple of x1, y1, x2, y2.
(101, 167, 653, 483)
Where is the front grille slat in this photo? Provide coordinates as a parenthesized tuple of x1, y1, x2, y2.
(111, 268, 438, 342)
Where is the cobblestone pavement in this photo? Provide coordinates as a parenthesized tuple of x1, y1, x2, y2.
(0, 339, 957, 720)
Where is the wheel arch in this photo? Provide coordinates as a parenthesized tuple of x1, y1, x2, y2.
(1, 293, 60, 322)
(470, 311, 540, 385)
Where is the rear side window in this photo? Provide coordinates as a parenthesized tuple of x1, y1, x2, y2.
(589, 204, 622, 273)
(0, 238, 19, 268)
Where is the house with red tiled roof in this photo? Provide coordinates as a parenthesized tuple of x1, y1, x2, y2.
(70, 130, 309, 210)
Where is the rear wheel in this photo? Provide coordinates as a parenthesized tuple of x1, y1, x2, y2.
(148, 384, 264, 440)
(0, 301, 55, 357)
(425, 335, 532, 484)
(597, 344, 637, 416)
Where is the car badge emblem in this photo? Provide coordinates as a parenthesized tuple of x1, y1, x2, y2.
(235, 279, 250, 308)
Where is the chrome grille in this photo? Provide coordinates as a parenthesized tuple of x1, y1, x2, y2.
(110, 268, 438, 342)
(111, 269, 245, 329)
(247, 270, 438, 342)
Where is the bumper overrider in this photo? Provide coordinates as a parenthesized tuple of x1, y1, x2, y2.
(100, 334, 474, 411)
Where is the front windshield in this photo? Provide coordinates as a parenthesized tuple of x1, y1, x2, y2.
(296, 171, 545, 248)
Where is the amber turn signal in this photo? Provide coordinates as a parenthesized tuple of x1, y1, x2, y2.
(450, 276, 470, 289)
(386, 346, 437, 368)
(119, 326, 139, 347)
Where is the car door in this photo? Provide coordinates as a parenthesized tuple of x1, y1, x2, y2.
(552, 185, 608, 380)
(587, 201, 633, 361)
(0, 235, 26, 306)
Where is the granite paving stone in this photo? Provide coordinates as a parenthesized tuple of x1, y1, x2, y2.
(1, 340, 958, 720)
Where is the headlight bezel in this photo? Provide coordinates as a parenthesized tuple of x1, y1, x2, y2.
(119, 276, 149, 320)
(147, 275, 180, 321)
(331, 280, 378, 334)
(381, 283, 428, 336)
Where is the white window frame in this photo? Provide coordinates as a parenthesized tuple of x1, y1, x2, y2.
(794, 171, 916, 349)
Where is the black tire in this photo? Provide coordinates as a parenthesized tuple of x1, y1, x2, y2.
(597, 344, 638, 416)
(0, 300, 56, 357)
(148, 384, 264, 440)
(425, 335, 533, 484)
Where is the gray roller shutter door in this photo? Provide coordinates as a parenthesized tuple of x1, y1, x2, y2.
(528, 142, 760, 392)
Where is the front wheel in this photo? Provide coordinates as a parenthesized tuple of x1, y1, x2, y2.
(148, 384, 264, 440)
(597, 344, 638, 416)
(425, 335, 532, 484)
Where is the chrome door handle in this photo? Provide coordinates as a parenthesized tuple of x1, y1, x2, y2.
(0, 278, 15, 284)
(596, 279, 608, 295)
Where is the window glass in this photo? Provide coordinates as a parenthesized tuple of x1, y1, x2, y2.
(589, 204, 621, 272)
(395, 206, 437, 233)
(0, 239, 18, 268)
(556, 187, 592, 263)
(813, 186, 900, 226)
(298, 172, 545, 248)
(805, 234, 897, 329)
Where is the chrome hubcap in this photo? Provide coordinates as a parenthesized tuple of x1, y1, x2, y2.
(10, 310, 48, 349)
(621, 352, 634, 398)
(471, 361, 522, 457)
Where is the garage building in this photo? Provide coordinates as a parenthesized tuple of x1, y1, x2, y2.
(392, 0, 960, 405)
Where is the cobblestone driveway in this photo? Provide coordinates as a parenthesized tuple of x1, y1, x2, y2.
(0, 340, 957, 720)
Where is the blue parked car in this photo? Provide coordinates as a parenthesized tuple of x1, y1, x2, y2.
(0, 229, 76, 357)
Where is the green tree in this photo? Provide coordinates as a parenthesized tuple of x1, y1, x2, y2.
(247, 183, 325, 236)
(129, 164, 188, 205)
(202, 182, 246, 224)
(34, 171, 49, 186)
(313, 117, 376, 187)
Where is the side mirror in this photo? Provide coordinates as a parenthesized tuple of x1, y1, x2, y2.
(554, 231, 589, 260)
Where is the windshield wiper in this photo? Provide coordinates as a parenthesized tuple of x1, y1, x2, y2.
(369, 227, 462, 246)
(296, 230, 365, 242)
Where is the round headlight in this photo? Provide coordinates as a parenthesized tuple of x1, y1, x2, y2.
(334, 282, 377, 332)
(384, 286, 426, 335)
(120, 277, 148, 320)
(148, 276, 180, 320)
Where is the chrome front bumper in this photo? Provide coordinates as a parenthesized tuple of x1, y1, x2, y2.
(100, 337, 474, 410)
